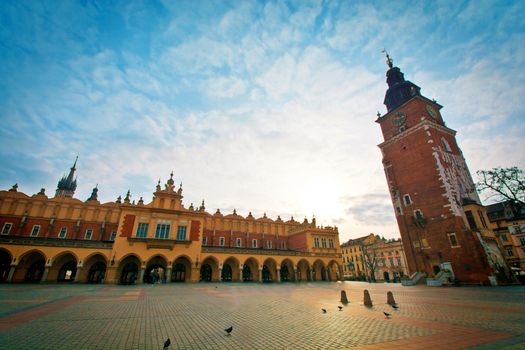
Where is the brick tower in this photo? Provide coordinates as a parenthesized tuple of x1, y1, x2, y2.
(376, 53, 494, 284)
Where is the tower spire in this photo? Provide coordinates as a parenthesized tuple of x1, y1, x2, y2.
(55, 156, 79, 198)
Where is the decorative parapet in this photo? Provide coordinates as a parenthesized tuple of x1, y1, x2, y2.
(202, 246, 342, 258)
(0, 236, 113, 249)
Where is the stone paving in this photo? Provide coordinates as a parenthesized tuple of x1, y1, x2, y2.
(0, 282, 524, 349)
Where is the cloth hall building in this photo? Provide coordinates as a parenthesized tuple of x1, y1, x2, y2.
(0, 160, 343, 284)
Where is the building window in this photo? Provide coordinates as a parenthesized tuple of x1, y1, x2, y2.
(155, 224, 170, 239)
(447, 233, 459, 247)
(202, 236, 207, 246)
(321, 238, 327, 248)
(110, 231, 117, 241)
(267, 240, 272, 249)
(219, 237, 225, 246)
(30, 225, 40, 237)
(136, 223, 149, 238)
(176, 226, 187, 240)
(85, 229, 93, 240)
(519, 237, 525, 246)
(314, 237, 320, 248)
(403, 194, 412, 206)
(329, 239, 334, 248)
(252, 239, 257, 248)
(397, 257, 401, 266)
(58, 227, 67, 238)
(441, 138, 452, 152)
(236, 237, 241, 247)
(414, 210, 424, 220)
(506, 247, 514, 256)
(2, 223, 13, 235)
(501, 234, 508, 242)
(477, 210, 488, 229)
(389, 258, 394, 267)
(465, 210, 477, 230)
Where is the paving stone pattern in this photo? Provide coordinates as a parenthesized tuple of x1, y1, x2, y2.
(0, 282, 524, 349)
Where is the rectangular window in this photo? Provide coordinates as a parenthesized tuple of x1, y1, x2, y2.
(321, 238, 327, 248)
(314, 237, 320, 248)
(30, 225, 40, 237)
(403, 194, 412, 206)
(267, 240, 272, 249)
(448, 233, 459, 247)
(202, 236, 207, 246)
(506, 247, 514, 256)
(58, 227, 67, 238)
(236, 237, 241, 247)
(397, 257, 401, 266)
(110, 231, 117, 241)
(465, 210, 477, 230)
(2, 223, 13, 235)
(136, 223, 149, 238)
(220, 237, 225, 246)
(85, 229, 93, 240)
(155, 224, 170, 239)
(389, 258, 394, 267)
(329, 239, 334, 248)
(176, 226, 187, 240)
(477, 210, 488, 229)
(501, 234, 508, 242)
(519, 237, 525, 246)
(252, 239, 257, 248)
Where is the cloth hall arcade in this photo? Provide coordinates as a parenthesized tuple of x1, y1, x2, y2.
(0, 160, 343, 285)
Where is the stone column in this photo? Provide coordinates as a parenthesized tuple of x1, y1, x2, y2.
(7, 265, 16, 282)
(219, 267, 223, 282)
(105, 266, 117, 284)
(138, 267, 145, 284)
(309, 269, 314, 281)
(258, 267, 263, 283)
(74, 267, 82, 282)
(41, 267, 50, 282)
(293, 267, 298, 282)
(239, 265, 243, 282)
(165, 267, 172, 283)
(276, 267, 281, 282)
(323, 268, 329, 281)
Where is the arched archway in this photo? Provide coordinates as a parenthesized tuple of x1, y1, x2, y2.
(144, 255, 167, 284)
(82, 254, 107, 284)
(17, 251, 46, 283)
(243, 257, 259, 282)
(222, 257, 240, 282)
(280, 259, 294, 282)
(47, 252, 78, 282)
(297, 259, 311, 282)
(200, 257, 219, 282)
(118, 255, 141, 285)
(0, 248, 12, 282)
(327, 260, 341, 281)
(262, 258, 277, 282)
(313, 260, 326, 281)
(172, 256, 192, 282)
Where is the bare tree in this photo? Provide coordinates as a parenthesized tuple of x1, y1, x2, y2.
(360, 243, 379, 282)
(476, 166, 525, 206)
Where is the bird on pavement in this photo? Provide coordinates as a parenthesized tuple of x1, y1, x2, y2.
(391, 304, 399, 310)
(163, 338, 171, 349)
(225, 326, 233, 335)
(383, 312, 391, 319)
(338, 306, 343, 311)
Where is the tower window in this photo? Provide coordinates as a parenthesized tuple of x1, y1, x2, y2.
(403, 194, 412, 206)
(441, 138, 452, 152)
(447, 233, 459, 247)
(1, 223, 13, 235)
(414, 210, 424, 220)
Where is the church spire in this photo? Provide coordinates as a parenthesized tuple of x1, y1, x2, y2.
(382, 52, 421, 112)
(55, 156, 78, 198)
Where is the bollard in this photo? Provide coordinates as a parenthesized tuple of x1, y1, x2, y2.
(363, 289, 373, 307)
(387, 291, 396, 305)
(340, 290, 349, 304)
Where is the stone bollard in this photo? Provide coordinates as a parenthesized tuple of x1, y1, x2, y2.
(363, 289, 373, 307)
(340, 290, 349, 304)
(387, 291, 396, 305)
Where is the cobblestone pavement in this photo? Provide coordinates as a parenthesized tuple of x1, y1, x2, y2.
(0, 282, 524, 349)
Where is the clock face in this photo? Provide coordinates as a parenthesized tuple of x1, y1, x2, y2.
(426, 105, 437, 119)
(392, 112, 406, 126)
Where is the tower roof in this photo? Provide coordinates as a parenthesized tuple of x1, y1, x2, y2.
(55, 156, 78, 197)
(382, 52, 421, 112)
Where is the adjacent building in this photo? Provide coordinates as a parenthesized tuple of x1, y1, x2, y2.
(0, 161, 343, 284)
(375, 53, 508, 284)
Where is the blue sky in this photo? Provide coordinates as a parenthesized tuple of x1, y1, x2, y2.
(1, 0, 524, 241)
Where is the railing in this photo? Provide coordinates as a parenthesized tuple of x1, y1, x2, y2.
(202, 246, 342, 258)
(0, 235, 113, 249)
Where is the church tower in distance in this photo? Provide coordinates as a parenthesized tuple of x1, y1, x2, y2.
(376, 53, 497, 284)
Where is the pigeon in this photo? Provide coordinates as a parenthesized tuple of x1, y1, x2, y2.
(338, 306, 343, 311)
(391, 304, 399, 310)
(225, 326, 233, 335)
(322, 309, 327, 313)
(383, 312, 391, 319)
(163, 338, 171, 349)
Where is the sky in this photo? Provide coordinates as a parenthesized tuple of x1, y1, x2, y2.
(1, 0, 524, 242)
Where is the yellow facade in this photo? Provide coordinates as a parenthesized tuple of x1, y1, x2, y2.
(0, 173, 343, 284)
